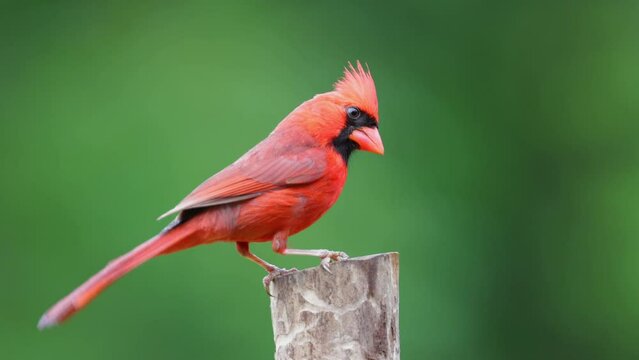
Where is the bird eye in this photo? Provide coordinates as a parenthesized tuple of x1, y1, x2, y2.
(347, 107, 361, 120)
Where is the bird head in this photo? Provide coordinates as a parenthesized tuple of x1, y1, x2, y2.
(281, 61, 384, 163)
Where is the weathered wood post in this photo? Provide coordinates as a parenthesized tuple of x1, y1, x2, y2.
(269, 252, 400, 360)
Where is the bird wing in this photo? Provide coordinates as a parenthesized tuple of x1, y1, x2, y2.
(158, 138, 327, 220)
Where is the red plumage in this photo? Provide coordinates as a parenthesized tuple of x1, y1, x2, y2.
(38, 61, 384, 329)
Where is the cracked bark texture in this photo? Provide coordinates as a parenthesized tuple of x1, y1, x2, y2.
(269, 252, 400, 360)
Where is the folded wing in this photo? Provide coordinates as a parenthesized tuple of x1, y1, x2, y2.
(158, 138, 327, 220)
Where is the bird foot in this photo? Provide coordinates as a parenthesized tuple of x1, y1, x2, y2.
(320, 250, 349, 273)
(263, 267, 298, 296)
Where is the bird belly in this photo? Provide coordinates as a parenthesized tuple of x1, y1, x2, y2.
(227, 175, 346, 242)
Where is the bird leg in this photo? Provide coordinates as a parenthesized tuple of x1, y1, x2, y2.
(236, 242, 279, 272)
(235, 242, 296, 295)
(271, 237, 349, 273)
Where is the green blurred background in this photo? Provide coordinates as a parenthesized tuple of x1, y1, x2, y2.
(2, 0, 638, 359)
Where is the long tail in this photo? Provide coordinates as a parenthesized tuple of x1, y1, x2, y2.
(38, 222, 198, 330)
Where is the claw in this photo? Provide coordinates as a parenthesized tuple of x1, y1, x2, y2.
(319, 251, 349, 273)
(263, 267, 298, 296)
(321, 257, 332, 273)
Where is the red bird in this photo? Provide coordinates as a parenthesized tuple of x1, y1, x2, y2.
(38, 62, 384, 329)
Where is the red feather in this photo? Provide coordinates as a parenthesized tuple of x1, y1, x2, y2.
(38, 222, 202, 329)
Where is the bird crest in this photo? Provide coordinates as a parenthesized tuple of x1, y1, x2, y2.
(334, 61, 379, 121)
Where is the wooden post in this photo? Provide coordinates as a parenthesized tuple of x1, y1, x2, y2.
(269, 252, 400, 360)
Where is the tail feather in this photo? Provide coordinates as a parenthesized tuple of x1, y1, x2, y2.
(38, 224, 197, 330)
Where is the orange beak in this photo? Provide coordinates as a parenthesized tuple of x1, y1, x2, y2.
(349, 127, 384, 155)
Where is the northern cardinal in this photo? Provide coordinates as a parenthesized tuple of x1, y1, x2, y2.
(38, 62, 383, 330)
